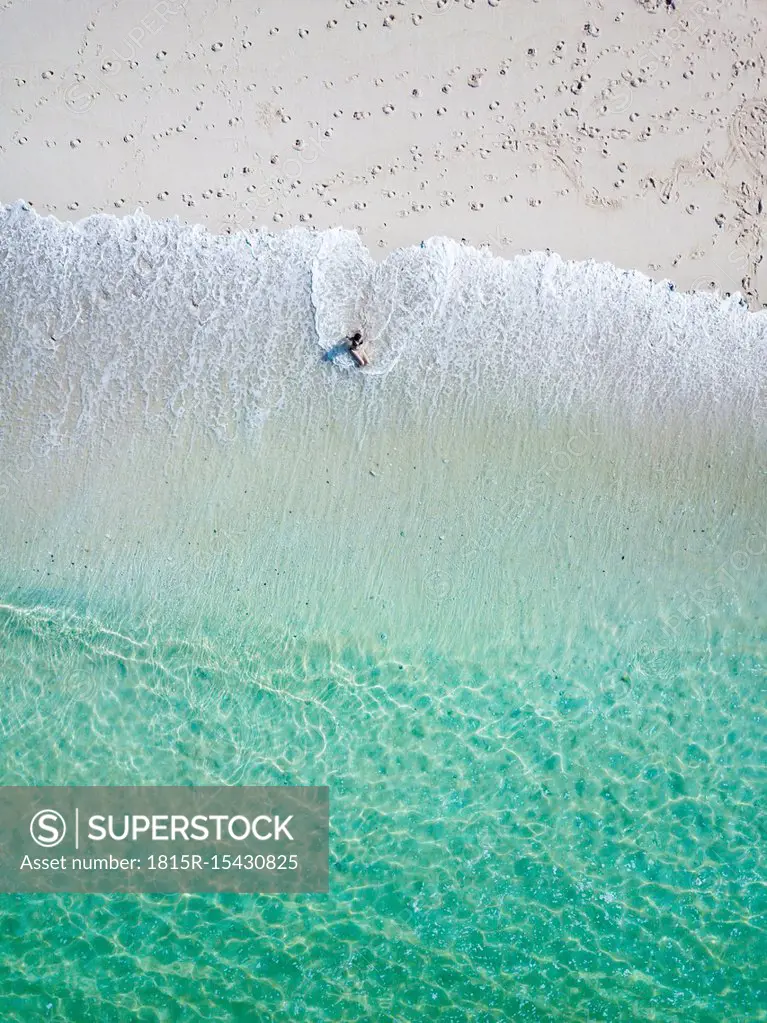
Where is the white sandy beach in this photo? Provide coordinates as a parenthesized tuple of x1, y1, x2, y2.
(1, 0, 765, 304)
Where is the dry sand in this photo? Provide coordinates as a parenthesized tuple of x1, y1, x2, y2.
(1, 0, 765, 304)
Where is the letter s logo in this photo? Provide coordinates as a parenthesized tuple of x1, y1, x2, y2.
(30, 809, 67, 848)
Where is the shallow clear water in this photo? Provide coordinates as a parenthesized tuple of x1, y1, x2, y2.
(0, 204, 765, 1021)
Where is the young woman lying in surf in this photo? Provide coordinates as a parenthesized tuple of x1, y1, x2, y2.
(346, 332, 370, 367)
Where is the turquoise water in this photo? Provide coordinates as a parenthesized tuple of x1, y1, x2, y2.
(0, 205, 765, 1021)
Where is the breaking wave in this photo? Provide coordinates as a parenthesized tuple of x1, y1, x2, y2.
(0, 201, 764, 453)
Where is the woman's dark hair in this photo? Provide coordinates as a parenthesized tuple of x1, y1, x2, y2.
(350, 332, 362, 342)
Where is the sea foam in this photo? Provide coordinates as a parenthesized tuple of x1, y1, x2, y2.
(0, 201, 764, 454)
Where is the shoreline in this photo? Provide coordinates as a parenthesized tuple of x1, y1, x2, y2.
(1, 0, 765, 306)
(3, 199, 764, 316)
